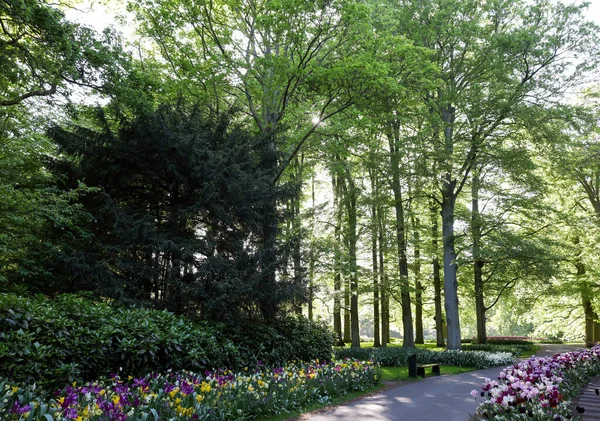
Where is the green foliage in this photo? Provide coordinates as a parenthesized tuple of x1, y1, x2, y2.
(45, 104, 295, 319)
(0, 294, 335, 392)
(228, 316, 336, 368)
(0, 294, 234, 391)
(486, 339, 533, 346)
(334, 347, 514, 369)
(0, 0, 125, 106)
(461, 343, 532, 356)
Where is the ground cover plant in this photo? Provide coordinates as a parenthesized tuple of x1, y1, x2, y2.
(470, 344, 600, 420)
(0, 359, 379, 421)
(334, 347, 514, 369)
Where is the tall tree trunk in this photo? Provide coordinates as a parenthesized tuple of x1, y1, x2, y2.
(308, 173, 315, 320)
(472, 167, 486, 344)
(388, 123, 414, 348)
(290, 156, 305, 315)
(344, 279, 351, 343)
(576, 258, 595, 347)
(332, 172, 343, 345)
(260, 132, 279, 319)
(441, 105, 461, 350)
(431, 203, 445, 347)
(342, 168, 360, 348)
(371, 169, 381, 347)
(379, 208, 390, 346)
(412, 215, 424, 344)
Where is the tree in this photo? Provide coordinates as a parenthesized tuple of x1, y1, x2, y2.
(48, 104, 288, 320)
(128, 0, 383, 317)
(396, 0, 599, 349)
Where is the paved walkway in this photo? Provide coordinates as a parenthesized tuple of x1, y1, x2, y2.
(577, 377, 600, 420)
(301, 344, 586, 421)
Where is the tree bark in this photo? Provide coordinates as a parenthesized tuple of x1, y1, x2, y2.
(332, 172, 344, 345)
(472, 167, 486, 344)
(412, 215, 424, 344)
(441, 184, 461, 349)
(388, 123, 414, 348)
(344, 279, 351, 343)
(371, 170, 381, 347)
(260, 131, 279, 319)
(342, 168, 360, 348)
(379, 209, 390, 346)
(430, 202, 445, 347)
(441, 105, 461, 350)
(308, 173, 315, 320)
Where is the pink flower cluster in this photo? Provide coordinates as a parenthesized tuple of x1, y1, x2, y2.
(471, 345, 600, 420)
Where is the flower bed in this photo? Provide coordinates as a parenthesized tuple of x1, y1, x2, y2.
(471, 345, 600, 420)
(0, 359, 379, 421)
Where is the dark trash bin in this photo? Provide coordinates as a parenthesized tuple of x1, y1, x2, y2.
(408, 354, 417, 378)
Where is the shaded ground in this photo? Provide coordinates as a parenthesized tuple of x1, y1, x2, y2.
(299, 344, 586, 421)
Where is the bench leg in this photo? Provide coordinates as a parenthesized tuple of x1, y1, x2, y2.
(417, 367, 425, 377)
(433, 365, 440, 375)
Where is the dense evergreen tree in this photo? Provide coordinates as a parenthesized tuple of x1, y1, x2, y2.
(46, 104, 292, 320)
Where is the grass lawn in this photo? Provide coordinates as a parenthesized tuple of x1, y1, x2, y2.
(519, 345, 541, 358)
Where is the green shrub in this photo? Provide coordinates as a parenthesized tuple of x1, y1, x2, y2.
(334, 347, 514, 369)
(462, 343, 532, 356)
(486, 338, 533, 346)
(227, 316, 336, 368)
(0, 294, 334, 392)
(537, 339, 564, 344)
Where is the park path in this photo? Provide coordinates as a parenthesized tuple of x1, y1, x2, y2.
(299, 344, 586, 421)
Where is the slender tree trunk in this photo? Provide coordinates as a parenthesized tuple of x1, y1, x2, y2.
(342, 168, 360, 348)
(388, 124, 414, 348)
(441, 105, 461, 350)
(332, 173, 343, 345)
(379, 209, 390, 346)
(344, 279, 351, 343)
(291, 157, 305, 315)
(577, 259, 595, 347)
(260, 132, 279, 319)
(412, 215, 424, 344)
(371, 170, 381, 347)
(308, 174, 315, 320)
(472, 167, 486, 344)
(431, 203, 445, 347)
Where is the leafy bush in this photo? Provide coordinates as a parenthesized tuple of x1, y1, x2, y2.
(0, 294, 334, 392)
(334, 347, 514, 369)
(228, 316, 335, 368)
(462, 343, 532, 356)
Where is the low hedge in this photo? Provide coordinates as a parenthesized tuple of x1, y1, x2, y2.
(461, 343, 533, 356)
(334, 347, 514, 369)
(486, 338, 533, 346)
(0, 294, 334, 391)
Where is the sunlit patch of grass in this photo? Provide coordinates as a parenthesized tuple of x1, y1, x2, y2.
(519, 344, 541, 358)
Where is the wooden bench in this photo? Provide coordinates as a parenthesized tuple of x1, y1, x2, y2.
(417, 363, 441, 377)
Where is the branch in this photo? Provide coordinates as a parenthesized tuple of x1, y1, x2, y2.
(273, 101, 353, 183)
(0, 84, 57, 106)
